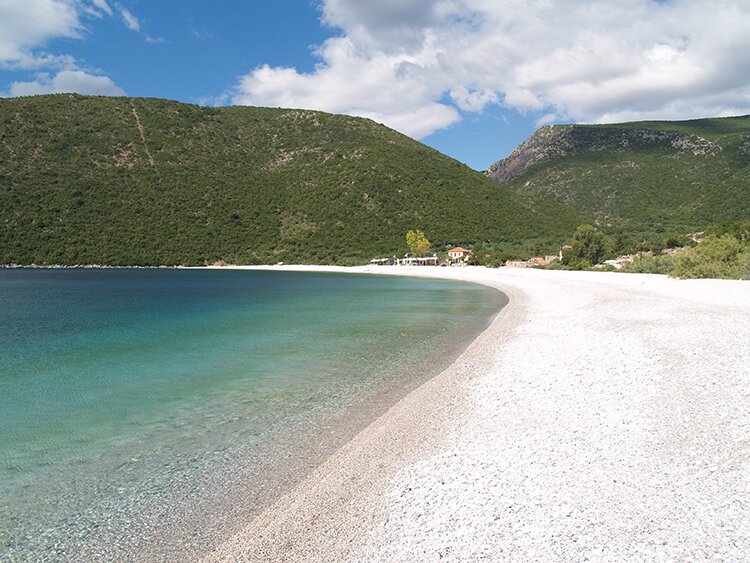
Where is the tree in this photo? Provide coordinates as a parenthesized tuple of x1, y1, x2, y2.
(405, 229, 431, 256)
(568, 224, 613, 265)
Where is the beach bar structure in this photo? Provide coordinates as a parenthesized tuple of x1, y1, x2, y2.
(395, 256, 438, 266)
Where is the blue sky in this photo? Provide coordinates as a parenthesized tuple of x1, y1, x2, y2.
(2, 1, 750, 170)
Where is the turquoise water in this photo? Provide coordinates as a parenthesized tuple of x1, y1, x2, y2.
(0, 269, 504, 559)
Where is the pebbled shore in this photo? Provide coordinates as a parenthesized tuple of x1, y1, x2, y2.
(206, 266, 750, 561)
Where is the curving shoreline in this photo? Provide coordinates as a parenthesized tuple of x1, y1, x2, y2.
(0, 268, 505, 561)
(204, 265, 750, 561)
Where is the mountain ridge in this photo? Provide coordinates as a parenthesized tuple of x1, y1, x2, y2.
(486, 115, 750, 236)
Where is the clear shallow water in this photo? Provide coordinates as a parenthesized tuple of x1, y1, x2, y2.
(0, 269, 505, 559)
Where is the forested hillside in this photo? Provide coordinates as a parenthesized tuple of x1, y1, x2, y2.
(0, 95, 579, 265)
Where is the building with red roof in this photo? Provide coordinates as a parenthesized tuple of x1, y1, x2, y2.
(448, 247, 470, 260)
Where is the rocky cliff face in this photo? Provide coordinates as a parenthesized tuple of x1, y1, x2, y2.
(486, 124, 723, 182)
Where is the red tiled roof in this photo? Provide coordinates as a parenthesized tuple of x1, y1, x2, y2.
(449, 247, 470, 253)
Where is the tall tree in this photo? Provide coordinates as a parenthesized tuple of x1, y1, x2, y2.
(405, 230, 431, 256)
(569, 224, 613, 265)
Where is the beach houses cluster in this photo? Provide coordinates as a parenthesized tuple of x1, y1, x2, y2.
(370, 240, 691, 270)
(504, 254, 560, 268)
(369, 246, 473, 267)
(369, 255, 439, 266)
(395, 256, 438, 266)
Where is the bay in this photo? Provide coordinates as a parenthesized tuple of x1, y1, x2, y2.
(0, 268, 505, 559)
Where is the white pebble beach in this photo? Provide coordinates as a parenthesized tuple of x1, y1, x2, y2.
(204, 265, 750, 561)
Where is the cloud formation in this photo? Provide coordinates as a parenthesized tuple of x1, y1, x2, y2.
(0, 0, 157, 98)
(89, 0, 113, 17)
(230, 0, 750, 138)
(9, 69, 125, 96)
(0, 0, 81, 67)
(115, 2, 139, 32)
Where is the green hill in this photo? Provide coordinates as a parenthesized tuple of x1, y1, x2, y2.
(0, 94, 579, 266)
(487, 115, 750, 241)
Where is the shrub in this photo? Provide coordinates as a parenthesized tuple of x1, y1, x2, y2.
(622, 254, 676, 275)
(671, 234, 747, 279)
(565, 256, 593, 270)
(704, 221, 750, 242)
(476, 250, 522, 268)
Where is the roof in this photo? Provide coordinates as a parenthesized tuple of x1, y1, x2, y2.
(449, 247, 470, 253)
(562, 245, 573, 250)
(529, 257, 547, 264)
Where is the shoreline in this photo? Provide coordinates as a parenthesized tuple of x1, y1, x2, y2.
(204, 265, 750, 561)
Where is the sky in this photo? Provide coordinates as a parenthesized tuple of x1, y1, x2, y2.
(2, 0, 750, 170)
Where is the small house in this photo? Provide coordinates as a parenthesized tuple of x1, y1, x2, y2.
(448, 247, 471, 261)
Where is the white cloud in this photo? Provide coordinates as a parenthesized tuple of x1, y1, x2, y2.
(191, 28, 213, 40)
(0, 0, 150, 69)
(230, 0, 750, 138)
(115, 2, 139, 32)
(0, 0, 82, 65)
(232, 32, 461, 137)
(321, 0, 442, 51)
(92, 0, 112, 15)
(0, 0, 152, 97)
(1, 52, 77, 72)
(535, 113, 557, 127)
(9, 69, 125, 96)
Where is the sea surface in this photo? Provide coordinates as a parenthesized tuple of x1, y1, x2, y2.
(0, 268, 505, 559)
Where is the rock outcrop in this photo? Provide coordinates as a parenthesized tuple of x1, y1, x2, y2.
(487, 124, 723, 183)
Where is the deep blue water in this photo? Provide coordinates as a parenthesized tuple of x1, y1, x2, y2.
(0, 268, 504, 558)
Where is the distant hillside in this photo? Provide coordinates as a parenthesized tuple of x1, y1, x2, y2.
(0, 95, 580, 266)
(487, 116, 750, 238)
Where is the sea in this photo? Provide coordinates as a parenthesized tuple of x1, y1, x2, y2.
(0, 268, 505, 559)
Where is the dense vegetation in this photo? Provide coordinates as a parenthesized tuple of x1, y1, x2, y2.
(623, 221, 750, 279)
(0, 94, 580, 266)
(488, 115, 750, 248)
(4, 95, 748, 269)
(548, 221, 750, 280)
